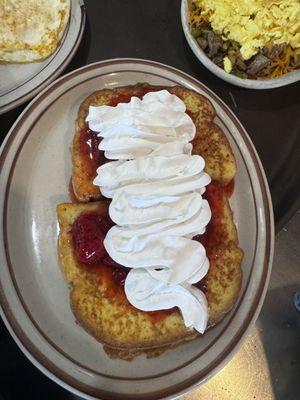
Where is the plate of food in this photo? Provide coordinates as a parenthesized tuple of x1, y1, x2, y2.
(0, 0, 86, 114)
(0, 59, 274, 399)
(182, 0, 300, 89)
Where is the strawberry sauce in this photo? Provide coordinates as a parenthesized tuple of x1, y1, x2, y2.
(79, 128, 104, 178)
(108, 86, 158, 107)
(72, 212, 106, 264)
(193, 181, 233, 291)
(71, 211, 129, 285)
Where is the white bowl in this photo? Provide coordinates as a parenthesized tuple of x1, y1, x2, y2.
(181, 0, 300, 89)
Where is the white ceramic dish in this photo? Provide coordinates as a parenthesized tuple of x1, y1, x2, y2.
(0, 0, 86, 115)
(0, 59, 274, 400)
(181, 0, 300, 89)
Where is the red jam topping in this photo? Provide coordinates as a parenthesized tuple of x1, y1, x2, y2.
(108, 94, 133, 107)
(102, 255, 129, 286)
(72, 211, 130, 286)
(110, 266, 129, 286)
(202, 182, 227, 253)
(147, 307, 177, 323)
(192, 180, 234, 292)
(71, 182, 231, 293)
(192, 230, 209, 248)
(79, 128, 102, 163)
(98, 214, 114, 235)
(79, 128, 105, 178)
(193, 182, 225, 251)
(102, 255, 122, 267)
(108, 87, 157, 107)
(72, 212, 106, 264)
(224, 179, 235, 198)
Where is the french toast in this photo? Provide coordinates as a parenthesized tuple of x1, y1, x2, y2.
(57, 84, 243, 360)
(72, 84, 236, 202)
(57, 183, 243, 359)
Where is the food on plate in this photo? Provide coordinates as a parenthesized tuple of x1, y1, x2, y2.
(0, 0, 70, 63)
(57, 84, 243, 360)
(72, 84, 236, 202)
(189, 0, 300, 79)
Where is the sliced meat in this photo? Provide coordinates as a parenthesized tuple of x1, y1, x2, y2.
(235, 58, 247, 71)
(247, 54, 271, 75)
(268, 43, 285, 60)
(207, 31, 223, 58)
(262, 43, 285, 59)
(197, 36, 207, 50)
(212, 54, 223, 65)
(198, 20, 211, 32)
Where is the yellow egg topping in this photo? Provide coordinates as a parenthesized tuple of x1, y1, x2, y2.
(223, 56, 232, 73)
(0, 0, 70, 63)
(193, 0, 300, 60)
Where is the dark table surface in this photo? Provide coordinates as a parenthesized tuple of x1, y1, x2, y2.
(0, 1, 299, 399)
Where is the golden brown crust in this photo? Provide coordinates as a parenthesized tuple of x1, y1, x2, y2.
(193, 123, 237, 184)
(103, 336, 197, 361)
(206, 242, 243, 326)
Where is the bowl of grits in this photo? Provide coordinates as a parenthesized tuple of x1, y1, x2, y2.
(181, 0, 300, 89)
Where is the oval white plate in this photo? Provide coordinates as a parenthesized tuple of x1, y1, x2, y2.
(181, 0, 300, 89)
(0, 0, 86, 115)
(0, 59, 274, 400)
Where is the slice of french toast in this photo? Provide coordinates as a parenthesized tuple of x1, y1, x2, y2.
(59, 83, 243, 360)
(57, 183, 243, 359)
(72, 84, 236, 202)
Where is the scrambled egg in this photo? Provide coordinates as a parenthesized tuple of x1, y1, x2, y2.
(195, 0, 300, 60)
(0, 0, 70, 62)
(223, 56, 232, 73)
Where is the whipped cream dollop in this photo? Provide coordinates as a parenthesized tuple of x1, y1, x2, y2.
(87, 90, 212, 333)
(86, 90, 195, 159)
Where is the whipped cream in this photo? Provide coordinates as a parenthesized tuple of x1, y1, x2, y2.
(86, 90, 195, 159)
(88, 90, 212, 333)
